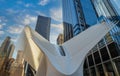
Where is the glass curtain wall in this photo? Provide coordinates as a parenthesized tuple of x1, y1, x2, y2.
(84, 0, 120, 76)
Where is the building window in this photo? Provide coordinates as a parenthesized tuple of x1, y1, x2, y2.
(114, 58, 120, 75)
(104, 62, 115, 76)
(97, 64, 105, 76)
(100, 47, 110, 61)
(90, 67, 96, 76)
(84, 69, 90, 76)
(84, 59, 88, 69)
(93, 51, 101, 64)
(88, 55, 94, 66)
(108, 43, 120, 58)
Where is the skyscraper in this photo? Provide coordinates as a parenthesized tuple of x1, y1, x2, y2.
(62, 0, 83, 36)
(35, 15, 51, 41)
(8, 44, 15, 58)
(63, 22, 74, 42)
(0, 36, 14, 57)
(62, 0, 120, 76)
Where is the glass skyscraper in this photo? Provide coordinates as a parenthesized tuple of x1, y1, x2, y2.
(62, 0, 120, 76)
(35, 15, 51, 41)
(63, 22, 74, 42)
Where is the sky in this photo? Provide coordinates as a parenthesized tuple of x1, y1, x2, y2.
(0, 0, 63, 46)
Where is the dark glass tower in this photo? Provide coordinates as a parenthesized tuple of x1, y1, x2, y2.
(63, 22, 74, 42)
(62, 0, 120, 76)
(35, 15, 51, 41)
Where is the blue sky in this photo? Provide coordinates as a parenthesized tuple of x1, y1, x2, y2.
(0, 0, 63, 46)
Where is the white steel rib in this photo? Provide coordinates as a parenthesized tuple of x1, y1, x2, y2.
(18, 21, 117, 76)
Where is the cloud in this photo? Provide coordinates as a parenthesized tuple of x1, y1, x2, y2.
(0, 23, 6, 29)
(50, 7, 62, 22)
(2, 23, 6, 25)
(0, 31, 4, 35)
(7, 25, 23, 34)
(6, 9, 19, 14)
(0, 16, 7, 22)
(35, 11, 46, 16)
(17, 1, 34, 7)
(25, 3, 32, 7)
(50, 32, 58, 44)
(50, 23, 63, 44)
(38, 0, 49, 6)
(0, 24, 3, 29)
(51, 23, 63, 33)
(11, 37, 18, 42)
(22, 15, 37, 25)
(25, 3, 35, 7)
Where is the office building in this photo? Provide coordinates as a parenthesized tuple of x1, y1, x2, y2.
(0, 36, 11, 55)
(35, 15, 51, 41)
(8, 44, 15, 58)
(8, 51, 24, 76)
(62, 0, 120, 76)
(0, 36, 15, 57)
(57, 33, 64, 45)
(63, 22, 74, 42)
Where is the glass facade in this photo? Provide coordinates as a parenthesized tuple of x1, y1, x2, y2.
(91, 0, 120, 46)
(62, 0, 120, 76)
(84, 0, 120, 76)
(35, 15, 51, 41)
(110, 0, 120, 16)
(63, 22, 73, 42)
(80, 0, 97, 26)
(62, 0, 78, 26)
(84, 41, 120, 76)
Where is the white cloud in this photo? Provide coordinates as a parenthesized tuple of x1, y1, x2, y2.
(0, 16, 7, 22)
(25, 3, 34, 7)
(0, 24, 3, 29)
(17, 1, 33, 7)
(22, 15, 37, 25)
(51, 23, 63, 33)
(50, 32, 58, 44)
(38, 0, 49, 6)
(6, 9, 19, 14)
(0, 31, 4, 35)
(35, 11, 46, 16)
(50, 23, 63, 44)
(7, 25, 23, 34)
(0, 23, 6, 29)
(2, 23, 6, 25)
(25, 4, 31, 7)
(11, 37, 18, 42)
(50, 7, 62, 22)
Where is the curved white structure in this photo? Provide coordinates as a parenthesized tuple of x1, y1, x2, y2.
(17, 22, 116, 76)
